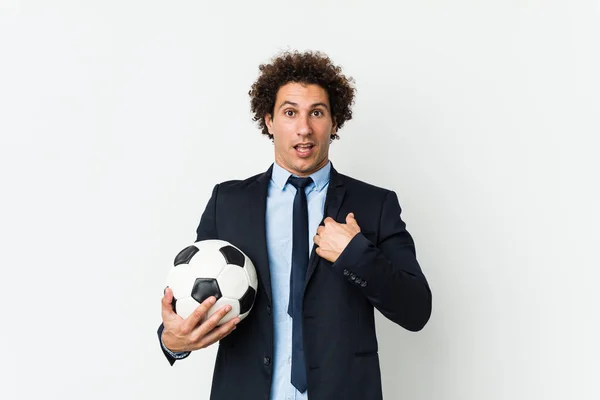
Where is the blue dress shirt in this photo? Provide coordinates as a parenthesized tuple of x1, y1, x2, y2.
(266, 161, 330, 400)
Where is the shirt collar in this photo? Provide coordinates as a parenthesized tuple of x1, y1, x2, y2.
(271, 161, 331, 192)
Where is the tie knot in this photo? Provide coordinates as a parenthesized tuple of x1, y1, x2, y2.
(287, 176, 313, 190)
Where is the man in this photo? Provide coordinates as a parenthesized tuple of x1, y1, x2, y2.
(158, 50, 432, 400)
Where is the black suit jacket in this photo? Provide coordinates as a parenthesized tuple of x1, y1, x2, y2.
(158, 164, 432, 400)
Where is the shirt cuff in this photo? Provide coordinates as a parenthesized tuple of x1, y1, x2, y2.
(161, 335, 190, 360)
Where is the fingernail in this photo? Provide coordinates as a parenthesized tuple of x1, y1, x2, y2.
(164, 286, 169, 295)
(225, 305, 232, 312)
(210, 297, 216, 304)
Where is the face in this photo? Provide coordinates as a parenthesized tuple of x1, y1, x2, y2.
(265, 82, 336, 177)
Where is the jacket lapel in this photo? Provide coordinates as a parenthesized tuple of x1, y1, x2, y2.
(248, 165, 273, 304)
(305, 165, 346, 288)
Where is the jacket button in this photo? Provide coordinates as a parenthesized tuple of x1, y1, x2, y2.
(360, 281, 367, 288)
(263, 356, 271, 366)
(355, 278, 362, 285)
(350, 273, 356, 281)
(343, 269, 350, 276)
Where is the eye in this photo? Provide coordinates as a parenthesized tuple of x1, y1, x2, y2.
(284, 109, 295, 117)
(312, 110, 323, 117)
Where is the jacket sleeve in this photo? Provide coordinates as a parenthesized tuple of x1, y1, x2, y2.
(157, 184, 220, 365)
(331, 190, 432, 331)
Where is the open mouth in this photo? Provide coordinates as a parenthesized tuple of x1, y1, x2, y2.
(294, 143, 315, 150)
(294, 143, 314, 157)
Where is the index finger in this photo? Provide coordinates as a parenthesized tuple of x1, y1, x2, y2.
(182, 296, 217, 332)
(323, 217, 336, 225)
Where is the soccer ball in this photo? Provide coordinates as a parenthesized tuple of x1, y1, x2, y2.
(165, 239, 258, 325)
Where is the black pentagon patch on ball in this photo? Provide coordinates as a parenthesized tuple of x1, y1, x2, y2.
(191, 278, 222, 304)
(239, 286, 256, 315)
(219, 245, 244, 267)
(171, 297, 177, 314)
(174, 245, 199, 266)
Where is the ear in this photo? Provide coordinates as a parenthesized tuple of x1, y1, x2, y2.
(265, 113, 273, 135)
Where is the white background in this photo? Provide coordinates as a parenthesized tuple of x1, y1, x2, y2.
(1, 1, 599, 399)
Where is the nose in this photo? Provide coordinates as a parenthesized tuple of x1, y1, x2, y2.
(296, 114, 312, 136)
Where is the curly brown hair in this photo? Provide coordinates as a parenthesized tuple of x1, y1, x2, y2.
(249, 50, 356, 140)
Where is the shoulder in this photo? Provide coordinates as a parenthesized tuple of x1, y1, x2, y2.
(336, 171, 393, 199)
(212, 169, 267, 194)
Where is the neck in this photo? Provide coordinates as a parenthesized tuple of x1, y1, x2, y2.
(274, 159, 329, 177)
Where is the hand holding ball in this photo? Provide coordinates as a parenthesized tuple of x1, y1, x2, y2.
(165, 240, 258, 326)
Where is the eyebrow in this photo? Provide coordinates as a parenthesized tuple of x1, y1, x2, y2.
(277, 101, 330, 111)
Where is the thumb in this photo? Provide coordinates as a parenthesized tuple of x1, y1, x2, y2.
(161, 287, 176, 320)
(346, 212, 356, 224)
